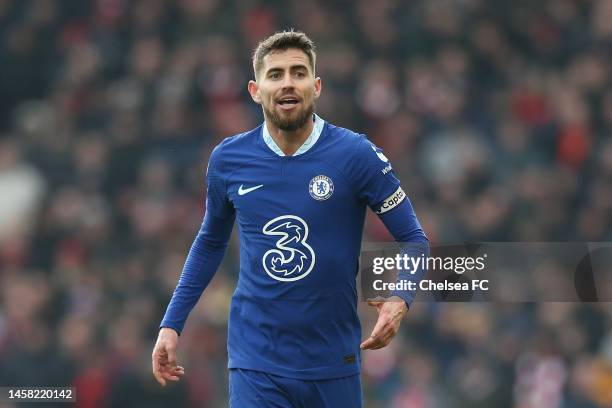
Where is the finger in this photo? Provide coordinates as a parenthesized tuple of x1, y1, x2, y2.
(171, 367, 185, 376)
(371, 325, 399, 349)
(364, 333, 388, 350)
(369, 314, 389, 340)
(361, 318, 397, 350)
(360, 329, 385, 350)
(162, 372, 181, 382)
(162, 365, 184, 381)
(360, 314, 389, 350)
(160, 364, 184, 375)
(367, 301, 384, 311)
(166, 345, 177, 368)
(370, 333, 391, 349)
(360, 337, 377, 350)
(152, 355, 166, 386)
(361, 333, 386, 350)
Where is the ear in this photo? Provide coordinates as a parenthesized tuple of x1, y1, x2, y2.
(248, 80, 261, 104)
(314, 77, 322, 99)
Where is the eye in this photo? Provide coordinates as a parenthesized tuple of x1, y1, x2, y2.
(269, 72, 281, 80)
(295, 71, 306, 78)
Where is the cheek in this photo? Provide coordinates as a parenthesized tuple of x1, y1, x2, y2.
(260, 88, 276, 103)
(257, 92, 271, 105)
(301, 85, 315, 99)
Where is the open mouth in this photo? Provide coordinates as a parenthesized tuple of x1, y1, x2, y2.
(276, 97, 300, 109)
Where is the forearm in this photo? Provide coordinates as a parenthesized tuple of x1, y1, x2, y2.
(160, 210, 234, 334)
(379, 198, 429, 306)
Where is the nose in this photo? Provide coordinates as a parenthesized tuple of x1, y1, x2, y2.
(280, 73, 295, 89)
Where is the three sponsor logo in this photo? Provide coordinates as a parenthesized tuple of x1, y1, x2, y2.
(262, 215, 315, 282)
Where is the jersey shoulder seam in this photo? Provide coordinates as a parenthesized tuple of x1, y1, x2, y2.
(322, 126, 369, 200)
(225, 156, 278, 183)
(213, 127, 279, 189)
(208, 130, 254, 198)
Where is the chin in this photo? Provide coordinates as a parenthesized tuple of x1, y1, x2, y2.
(278, 121, 302, 132)
(267, 105, 314, 131)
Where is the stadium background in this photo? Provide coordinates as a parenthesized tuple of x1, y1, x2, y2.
(1, 0, 612, 406)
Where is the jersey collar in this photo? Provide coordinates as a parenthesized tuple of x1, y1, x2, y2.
(262, 114, 325, 156)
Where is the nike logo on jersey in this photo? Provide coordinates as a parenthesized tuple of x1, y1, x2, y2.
(238, 184, 264, 195)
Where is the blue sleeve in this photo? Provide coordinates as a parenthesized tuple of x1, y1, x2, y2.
(348, 136, 401, 209)
(160, 145, 235, 334)
(349, 135, 429, 306)
(379, 199, 429, 307)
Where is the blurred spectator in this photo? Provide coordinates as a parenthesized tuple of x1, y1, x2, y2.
(0, 0, 611, 407)
(0, 139, 45, 243)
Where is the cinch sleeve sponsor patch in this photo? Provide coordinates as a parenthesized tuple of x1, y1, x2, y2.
(375, 186, 406, 214)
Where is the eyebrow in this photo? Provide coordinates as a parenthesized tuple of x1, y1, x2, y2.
(265, 64, 310, 75)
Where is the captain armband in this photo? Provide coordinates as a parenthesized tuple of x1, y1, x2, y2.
(375, 187, 406, 215)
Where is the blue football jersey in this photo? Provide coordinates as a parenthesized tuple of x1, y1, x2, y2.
(161, 114, 427, 380)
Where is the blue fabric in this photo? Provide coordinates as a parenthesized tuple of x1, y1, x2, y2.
(160, 210, 234, 334)
(160, 119, 428, 380)
(229, 368, 362, 408)
(379, 198, 430, 306)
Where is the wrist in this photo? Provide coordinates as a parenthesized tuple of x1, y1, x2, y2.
(388, 296, 408, 315)
(160, 327, 179, 337)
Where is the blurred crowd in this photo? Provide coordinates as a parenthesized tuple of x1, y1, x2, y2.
(0, 0, 612, 406)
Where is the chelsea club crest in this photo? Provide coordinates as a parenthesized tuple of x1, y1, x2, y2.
(309, 175, 334, 201)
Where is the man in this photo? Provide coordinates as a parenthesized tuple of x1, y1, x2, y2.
(152, 30, 428, 407)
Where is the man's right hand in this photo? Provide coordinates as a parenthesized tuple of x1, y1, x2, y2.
(152, 327, 185, 386)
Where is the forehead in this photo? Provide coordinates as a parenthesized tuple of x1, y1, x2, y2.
(261, 48, 311, 71)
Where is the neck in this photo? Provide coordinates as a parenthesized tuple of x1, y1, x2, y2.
(265, 116, 314, 156)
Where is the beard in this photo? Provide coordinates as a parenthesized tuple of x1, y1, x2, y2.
(264, 100, 315, 132)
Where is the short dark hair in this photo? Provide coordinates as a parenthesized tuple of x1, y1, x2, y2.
(252, 30, 316, 79)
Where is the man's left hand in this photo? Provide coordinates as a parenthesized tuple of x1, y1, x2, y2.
(360, 296, 407, 350)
